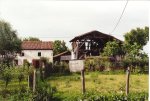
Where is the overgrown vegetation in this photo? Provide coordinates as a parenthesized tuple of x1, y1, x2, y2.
(48, 72, 148, 100)
(0, 69, 148, 100)
(54, 91, 148, 101)
(84, 55, 148, 73)
(0, 65, 57, 100)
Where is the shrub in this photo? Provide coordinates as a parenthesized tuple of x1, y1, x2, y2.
(54, 91, 148, 101)
(18, 72, 25, 86)
(33, 80, 56, 101)
(53, 62, 70, 74)
(44, 62, 53, 77)
(85, 56, 118, 72)
(1, 67, 13, 88)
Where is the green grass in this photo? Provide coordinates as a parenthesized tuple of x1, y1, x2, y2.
(0, 72, 148, 100)
(48, 72, 148, 98)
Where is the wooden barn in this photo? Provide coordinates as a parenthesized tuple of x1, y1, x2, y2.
(70, 30, 122, 59)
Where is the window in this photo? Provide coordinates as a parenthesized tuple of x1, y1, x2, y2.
(38, 52, 41, 56)
(21, 52, 24, 56)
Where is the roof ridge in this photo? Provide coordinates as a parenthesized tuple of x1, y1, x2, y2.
(70, 30, 122, 42)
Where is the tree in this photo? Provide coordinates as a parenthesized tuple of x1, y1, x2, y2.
(23, 37, 40, 41)
(101, 40, 123, 57)
(0, 20, 21, 64)
(53, 40, 68, 55)
(138, 52, 149, 73)
(123, 27, 149, 72)
(123, 43, 141, 58)
(124, 26, 149, 49)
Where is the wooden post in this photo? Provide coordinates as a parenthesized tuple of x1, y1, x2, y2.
(81, 70, 85, 94)
(126, 66, 130, 96)
(76, 42, 79, 59)
(33, 69, 36, 92)
(28, 75, 29, 88)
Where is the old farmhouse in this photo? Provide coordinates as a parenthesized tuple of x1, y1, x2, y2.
(15, 41, 53, 67)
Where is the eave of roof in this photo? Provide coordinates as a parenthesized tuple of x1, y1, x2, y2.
(53, 50, 71, 58)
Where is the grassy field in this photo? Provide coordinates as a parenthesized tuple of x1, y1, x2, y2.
(48, 72, 148, 98)
(0, 72, 148, 93)
(0, 72, 148, 100)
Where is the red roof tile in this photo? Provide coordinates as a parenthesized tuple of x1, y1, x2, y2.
(22, 41, 53, 50)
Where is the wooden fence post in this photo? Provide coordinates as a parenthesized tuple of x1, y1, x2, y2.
(126, 66, 130, 96)
(28, 75, 29, 88)
(33, 69, 36, 92)
(81, 70, 85, 94)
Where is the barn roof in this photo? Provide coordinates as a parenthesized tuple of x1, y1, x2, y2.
(53, 50, 71, 58)
(70, 30, 122, 42)
(22, 41, 53, 50)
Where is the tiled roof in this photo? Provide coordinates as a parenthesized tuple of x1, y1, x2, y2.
(22, 41, 53, 50)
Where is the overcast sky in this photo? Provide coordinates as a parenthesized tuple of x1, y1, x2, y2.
(0, 0, 149, 53)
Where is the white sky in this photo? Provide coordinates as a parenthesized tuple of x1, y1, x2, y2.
(0, 0, 149, 53)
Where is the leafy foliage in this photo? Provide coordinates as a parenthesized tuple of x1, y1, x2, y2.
(1, 67, 13, 88)
(53, 40, 68, 55)
(85, 56, 117, 71)
(33, 80, 56, 101)
(18, 72, 25, 85)
(54, 91, 148, 101)
(0, 65, 57, 100)
(0, 20, 21, 64)
(121, 27, 149, 72)
(53, 62, 70, 74)
(23, 37, 40, 41)
(102, 40, 123, 57)
(124, 26, 149, 49)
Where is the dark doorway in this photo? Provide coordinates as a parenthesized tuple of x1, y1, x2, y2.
(32, 59, 40, 68)
(14, 59, 18, 66)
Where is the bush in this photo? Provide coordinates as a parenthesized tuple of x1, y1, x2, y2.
(1, 67, 13, 88)
(85, 56, 120, 72)
(33, 80, 56, 101)
(54, 91, 148, 101)
(53, 62, 70, 74)
(44, 62, 53, 77)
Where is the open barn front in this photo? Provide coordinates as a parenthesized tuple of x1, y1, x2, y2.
(70, 30, 122, 59)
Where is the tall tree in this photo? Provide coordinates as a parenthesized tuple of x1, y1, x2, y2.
(123, 26, 149, 61)
(53, 40, 68, 55)
(0, 20, 21, 64)
(124, 26, 149, 49)
(123, 27, 149, 71)
(23, 37, 40, 41)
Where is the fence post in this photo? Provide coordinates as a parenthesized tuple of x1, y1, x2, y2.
(33, 69, 36, 92)
(126, 66, 130, 96)
(81, 70, 85, 94)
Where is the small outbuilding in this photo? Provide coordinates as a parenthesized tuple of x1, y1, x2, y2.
(53, 50, 71, 63)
